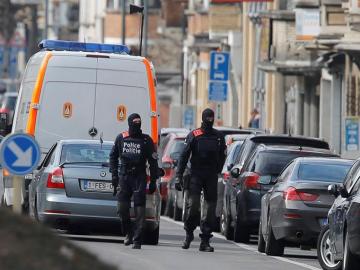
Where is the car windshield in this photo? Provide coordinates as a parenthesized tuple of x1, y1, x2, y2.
(254, 151, 332, 176)
(60, 144, 112, 164)
(169, 139, 185, 160)
(298, 163, 352, 183)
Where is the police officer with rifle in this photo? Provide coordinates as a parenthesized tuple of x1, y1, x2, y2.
(110, 113, 159, 249)
(175, 108, 226, 252)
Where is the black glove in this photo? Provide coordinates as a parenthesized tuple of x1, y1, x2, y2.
(148, 181, 157, 194)
(175, 176, 183, 191)
(112, 175, 119, 196)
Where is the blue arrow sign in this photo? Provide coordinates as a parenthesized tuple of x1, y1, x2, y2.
(0, 133, 41, 175)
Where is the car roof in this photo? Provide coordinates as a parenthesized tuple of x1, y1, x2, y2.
(161, 128, 189, 135)
(256, 144, 335, 155)
(3, 92, 18, 97)
(215, 126, 263, 134)
(58, 139, 113, 145)
(295, 157, 354, 165)
(245, 134, 330, 149)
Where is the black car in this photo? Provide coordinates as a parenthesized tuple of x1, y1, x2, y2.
(258, 157, 353, 256)
(317, 159, 360, 270)
(222, 144, 337, 243)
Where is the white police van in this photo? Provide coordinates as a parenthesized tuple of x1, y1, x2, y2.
(2, 40, 160, 207)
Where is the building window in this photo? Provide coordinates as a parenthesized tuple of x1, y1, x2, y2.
(107, 0, 115, 10)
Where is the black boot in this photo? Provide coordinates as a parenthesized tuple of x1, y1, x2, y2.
(199, 239, 214, 252)
(182, 232, 194, 249)
(132, 242, 141, 249)
(124, 234, 133, 246)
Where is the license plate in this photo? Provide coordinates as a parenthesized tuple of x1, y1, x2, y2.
(319, 218, 328, 227)
(82, 180, 113, 193)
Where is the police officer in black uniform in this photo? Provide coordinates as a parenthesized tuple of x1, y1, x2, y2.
(175, 108, 226, 252)
(110, 113, 159, 249)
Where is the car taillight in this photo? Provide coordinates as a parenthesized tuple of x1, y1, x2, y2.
(283, 187, 319, 201)
(244, 172, 260, 189)
(47, 167, 65, 189)
(223, 171, 230, 181)
(0, 108, 9, 113)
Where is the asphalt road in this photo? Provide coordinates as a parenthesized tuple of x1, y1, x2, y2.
(69, 217, 323, 270)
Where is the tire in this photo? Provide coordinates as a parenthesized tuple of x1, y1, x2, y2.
(34, 196, 40, 222)
(317, 224, 341, 270)
(342, 230, 360, 270)
(258, 220, 266, 253)
(173, 193, 182, 221)
(164, 194, 174, 218)
(160, 199, 166, 216)
(265, 218, 284, 256)
(221, 206, 234, 240)
(144, 226, 159, 245)
(234, 217, 250, 243)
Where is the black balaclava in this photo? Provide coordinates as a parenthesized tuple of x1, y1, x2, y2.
(128, 113, 142, 136)
(201, 108, 215, 131)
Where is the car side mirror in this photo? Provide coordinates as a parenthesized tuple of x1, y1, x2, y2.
(230, 167, 240, 178)
(158, 168, 165, 177)
(339, 186, 349, 198)
(328, 184, 340, 197)
(257, 175, 272, 185)
(227, 163, 234, 171)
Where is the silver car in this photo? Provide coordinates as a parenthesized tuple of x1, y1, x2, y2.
(28, 140, 161, 245)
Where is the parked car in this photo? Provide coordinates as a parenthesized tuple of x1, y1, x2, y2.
(170, 126, 261, 222)
(317, 159, 360, 270)
(159, 132, 186, 215)
(258, 157, 353, 256)
(28, 140, 161, 244)
(0, 92, 18, 136)
(222, 144, 337, 243)
(218, 140, 244, 232)
(159, 128, 189, 160)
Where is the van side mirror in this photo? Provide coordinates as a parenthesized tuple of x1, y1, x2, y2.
(230, 167, 240, 178)
(328, 184, 340, 197)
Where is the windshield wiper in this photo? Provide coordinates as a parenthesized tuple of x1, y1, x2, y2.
(59, 161, 110, 168)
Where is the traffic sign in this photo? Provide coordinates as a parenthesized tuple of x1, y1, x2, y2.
(0, 133, 41, 175)
(209, 81, 228, 102)
(209, 51, 230, 81)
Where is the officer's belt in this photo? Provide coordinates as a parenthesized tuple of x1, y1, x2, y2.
(124, 166, 145, 174)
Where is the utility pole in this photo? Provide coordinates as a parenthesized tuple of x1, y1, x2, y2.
(121, 0, 126, 45)
(143, 0, 148, 57)
(44, 0, 49, 39)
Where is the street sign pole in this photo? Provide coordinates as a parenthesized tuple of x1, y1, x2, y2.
(13, 175, 22, 213)
(0, 133, 41, 214)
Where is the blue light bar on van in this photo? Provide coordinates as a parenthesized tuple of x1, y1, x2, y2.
(38, 40, 130, 54)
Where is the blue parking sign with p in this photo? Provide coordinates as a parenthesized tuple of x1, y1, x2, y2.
(0, 133, 41, 175)
(210, 51, 230, 81)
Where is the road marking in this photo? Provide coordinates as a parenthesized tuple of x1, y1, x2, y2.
(161, 216, 322, 270)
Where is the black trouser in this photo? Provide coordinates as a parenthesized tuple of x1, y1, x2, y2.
(117, 172, 146, 244)
(184, 172, 218, 240)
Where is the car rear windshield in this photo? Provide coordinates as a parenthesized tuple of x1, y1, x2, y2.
(254, 151, 332, 176)
(298, 163, 352, 183)
(168, 139, 185, 160)
(60, 144, 112, 164)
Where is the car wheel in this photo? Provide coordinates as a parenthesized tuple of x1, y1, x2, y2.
(342, 230, 360, 270)
(160, 199, 166, 216)
(34, 195, 40, 222)
(221, 206, 234, 240)
(258, 219, 266, 253)
(265, 218, 284, 256)
(234, 216, 250, 243)
(317, 224, 341, 270)
(173, 192, 182, 221)
(164, 193, 174, 218)
(144, 226, 159, 245)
